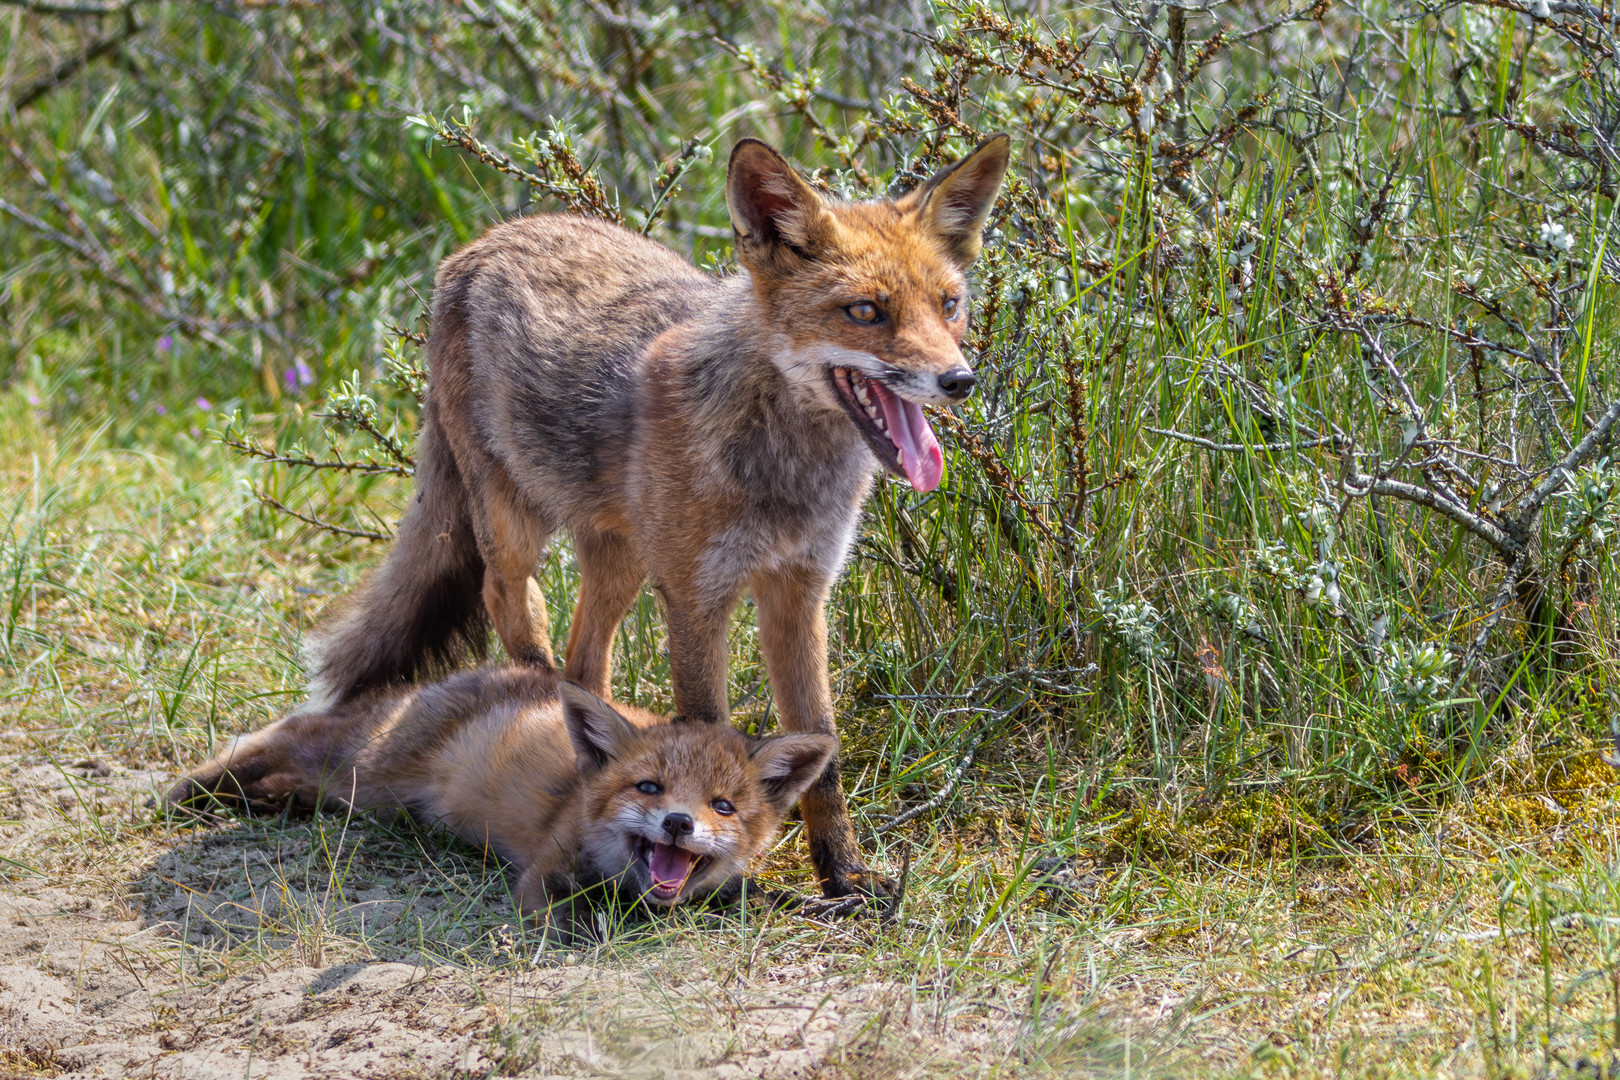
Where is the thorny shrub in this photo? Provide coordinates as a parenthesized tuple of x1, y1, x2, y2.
(7, 0, 1620, 816)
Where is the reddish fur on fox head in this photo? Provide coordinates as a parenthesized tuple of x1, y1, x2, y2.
(558, 683, 834, 906)
(726, 136, 1011, 493)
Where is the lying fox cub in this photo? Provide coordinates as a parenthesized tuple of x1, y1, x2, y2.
(166, 668, 834, 912)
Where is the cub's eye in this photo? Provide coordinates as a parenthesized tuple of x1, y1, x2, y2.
(845, 302, 884, 325)
(636, 780, 662, 795)
(711, 798, 736, 816)
(943, 297, 961, 319)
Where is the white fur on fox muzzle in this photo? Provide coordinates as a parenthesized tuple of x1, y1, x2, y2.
(785, 344, 958, 407)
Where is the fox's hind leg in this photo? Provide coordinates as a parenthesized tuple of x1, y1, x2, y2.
(464, 463, 557, 671)
(166, 726, 327, 813)
(563, 527, 646, 699)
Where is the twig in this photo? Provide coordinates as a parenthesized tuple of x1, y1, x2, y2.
(1429, 912, 1620, 945)
(880, 842, 912, 925)
(1451, 571, 1521, 690)
(1147, 426, 1343, 454)
(1343, 469, 1520, 555)
(220, 436, 411, 477)
(9, 6, 142, 112)
(872, 728, 986, 835)
(255, 495, 391, 542)
(0, 0, 131, 14)
(1509, 401, 1620, 540)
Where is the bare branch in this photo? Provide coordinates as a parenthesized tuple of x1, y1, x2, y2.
(0, 0, 131, 13)
(1509, 400, 1620, 539)
(1345, 469, 1520, 555)
(7, 6, 142, 112)
(219, 435, 412, 478)
(871, 728, 986, 835)
(255, 495, 392, 543)
(1147, 426, 1343, 454)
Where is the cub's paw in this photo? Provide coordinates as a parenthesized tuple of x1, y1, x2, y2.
(164, 780, 265, 819)
(163, 761, 292, 818)
(165, 766, 238, 816)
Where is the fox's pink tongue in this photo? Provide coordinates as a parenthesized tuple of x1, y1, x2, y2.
(867, 381, 944, 492)
(648, 842, 694, 890)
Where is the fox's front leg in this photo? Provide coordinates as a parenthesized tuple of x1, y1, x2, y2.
(752, 567, 893, 899)
(514, 864, 595, 944)
(659, 580, 741, 726)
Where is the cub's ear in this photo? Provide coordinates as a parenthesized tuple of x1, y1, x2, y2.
(748, 733, 836, 811)
(726, 139, 834, 269)
(559, 682, 638, 772)
(904, 134, 1011, 266)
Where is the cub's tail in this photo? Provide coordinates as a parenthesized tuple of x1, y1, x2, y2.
(302, 403, 490, 706)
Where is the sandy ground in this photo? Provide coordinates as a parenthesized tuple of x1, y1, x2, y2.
(0, 757, 1038, 1079)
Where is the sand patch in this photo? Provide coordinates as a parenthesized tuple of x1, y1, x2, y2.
(0, 756, 1051, 1079)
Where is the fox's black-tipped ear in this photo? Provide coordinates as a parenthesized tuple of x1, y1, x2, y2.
(559, 682, 637, 772)
(748, 733, 836, 810)
(726, 139, 833, 268)
(906, 134, 1011, 266)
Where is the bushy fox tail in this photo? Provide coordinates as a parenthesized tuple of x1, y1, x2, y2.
(302, 403, 490, 705)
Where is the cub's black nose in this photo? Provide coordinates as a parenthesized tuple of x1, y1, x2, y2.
(662, 812, 694, 837)
(938, 368, 977, 401)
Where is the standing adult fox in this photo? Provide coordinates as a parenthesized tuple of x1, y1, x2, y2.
(306, 135, 1010, 897)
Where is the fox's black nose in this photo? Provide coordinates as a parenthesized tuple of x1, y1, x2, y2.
(661, 812, 694, 838)
(938, 368, 977, 401)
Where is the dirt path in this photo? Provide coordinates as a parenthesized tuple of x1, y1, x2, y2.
(0, 758, 1019, 1079)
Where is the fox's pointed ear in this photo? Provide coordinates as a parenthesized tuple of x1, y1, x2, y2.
(905, 134, 1011, 266)
(748, 733, 836, 811)
(559, 682, 637, 772)
(726, 139, 833, 268)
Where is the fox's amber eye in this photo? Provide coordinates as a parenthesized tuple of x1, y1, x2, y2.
(636, 780, 662, 795)
(845, 302, 883, 325)
(711, 798, 736, 816)
(943, 297, 960, 319)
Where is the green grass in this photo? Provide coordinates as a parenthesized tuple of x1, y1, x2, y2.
(3, 398, 1620, 1075)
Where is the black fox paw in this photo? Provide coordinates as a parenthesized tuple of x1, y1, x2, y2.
(820, 867, 896, 900)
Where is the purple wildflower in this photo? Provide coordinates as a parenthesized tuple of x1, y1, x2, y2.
(157, 335, 173, 353)
(195, 397, 211, 411)
(284, 357, 316, 395)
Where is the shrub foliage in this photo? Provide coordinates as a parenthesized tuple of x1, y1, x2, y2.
(6, 0, 1619, 819)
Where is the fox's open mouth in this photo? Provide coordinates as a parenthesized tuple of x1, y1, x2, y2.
(632, 837, 710, 904)
(829, 367, 945, 493)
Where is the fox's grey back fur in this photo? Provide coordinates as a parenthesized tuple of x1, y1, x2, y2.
(305, 218, 716, 702)
(448, 219, 713, 500)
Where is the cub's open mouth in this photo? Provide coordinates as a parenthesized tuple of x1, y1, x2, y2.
(829, 367, 945, 492)
(632, 837, 710, 903)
